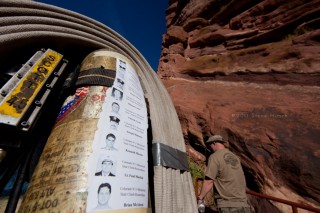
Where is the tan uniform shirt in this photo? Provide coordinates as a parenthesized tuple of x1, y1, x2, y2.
(206, 148, 249, 208)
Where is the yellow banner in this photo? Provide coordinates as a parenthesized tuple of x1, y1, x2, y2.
(0, 50, 62, 117)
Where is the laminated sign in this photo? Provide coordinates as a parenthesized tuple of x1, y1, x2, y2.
(86, 55, 149, 212)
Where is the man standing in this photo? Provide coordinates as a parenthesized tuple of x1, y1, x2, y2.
(111, 102, 120, 114)
(197, 135, 250, 213)
(95, 157, 115, 176)
(111, 88, 123, 101)
(109, 116, 120, 130)
(102, 133, 117, 151)
(94, 183, 112, 210)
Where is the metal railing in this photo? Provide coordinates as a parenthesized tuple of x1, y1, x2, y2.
(196, 177, 320, 213)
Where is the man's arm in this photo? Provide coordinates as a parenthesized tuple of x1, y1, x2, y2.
(197, 177, 213, 206)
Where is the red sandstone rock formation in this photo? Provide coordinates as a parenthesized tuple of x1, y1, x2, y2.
(158, 0, 320, 212)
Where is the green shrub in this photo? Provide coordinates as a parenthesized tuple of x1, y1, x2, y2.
(188, 156, 205, 185)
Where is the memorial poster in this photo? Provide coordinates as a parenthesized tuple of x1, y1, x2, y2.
(86, 58, 148, 212)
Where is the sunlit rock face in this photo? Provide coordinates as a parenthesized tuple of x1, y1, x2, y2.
(158, 0, 320, 212)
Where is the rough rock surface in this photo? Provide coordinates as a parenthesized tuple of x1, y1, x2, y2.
(158, 0, 320, 212)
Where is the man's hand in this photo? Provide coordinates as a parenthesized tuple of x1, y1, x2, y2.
(197, 178, 213, 207)
(197, 198, 204, 207)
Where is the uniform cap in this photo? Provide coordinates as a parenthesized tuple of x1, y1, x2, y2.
(206, 135, 225, 144)
(110, 116, 120, 123)
(117, 78, 124, 84)
(102, 156, 114, 164)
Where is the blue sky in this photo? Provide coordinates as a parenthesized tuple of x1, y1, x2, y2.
(34, 0, 169, 71)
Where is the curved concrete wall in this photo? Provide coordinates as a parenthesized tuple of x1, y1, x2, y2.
(0, 0, 197, 212)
